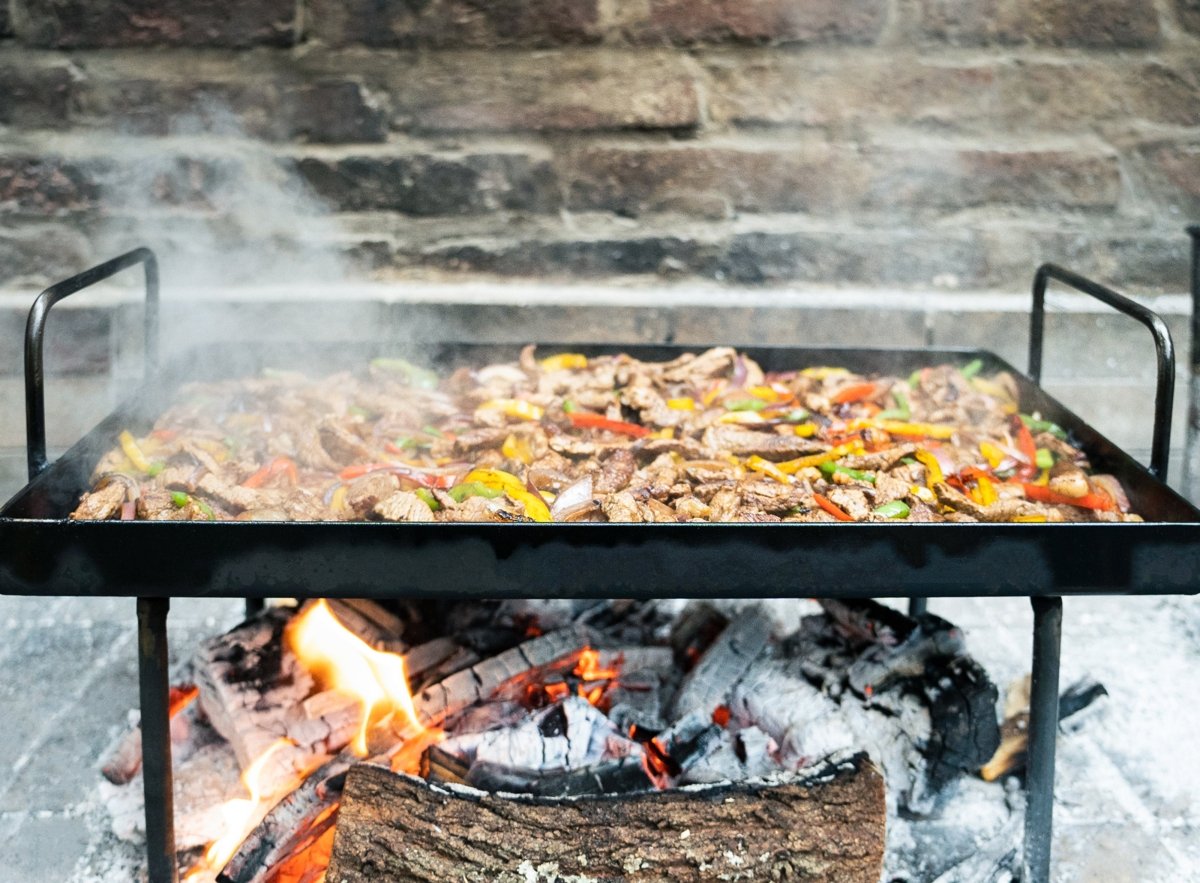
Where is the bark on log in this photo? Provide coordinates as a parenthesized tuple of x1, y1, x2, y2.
(326, 752, 885, 883)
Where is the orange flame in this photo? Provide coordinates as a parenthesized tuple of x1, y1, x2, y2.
(286, 600, 423, 755)
(573, 647, 619, 708)
(574, 647, 619, 682)
(184, 739, 292, 881)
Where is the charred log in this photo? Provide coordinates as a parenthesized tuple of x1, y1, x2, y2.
(327, 752, 885, 883)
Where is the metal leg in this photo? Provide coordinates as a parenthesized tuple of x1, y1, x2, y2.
(1024, 596, 1063, 883)
(245, 598, 265, 618)
(138, 597, 178, 883)
(907, 597, 927, 617)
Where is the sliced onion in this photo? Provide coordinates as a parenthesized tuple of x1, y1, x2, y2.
(97, 472, 141, 501)
(120, 501, 137, 520)
(550, 475, 594, 522)
(1089, 474, 1130, 513)
(731, 355, 748, 388)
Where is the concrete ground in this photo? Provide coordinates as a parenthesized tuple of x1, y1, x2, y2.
(0, 592, 1195, 883)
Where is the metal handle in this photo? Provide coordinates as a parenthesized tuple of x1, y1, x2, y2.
(1029, 263, 1174, 480)
(24, 247, 159, 480)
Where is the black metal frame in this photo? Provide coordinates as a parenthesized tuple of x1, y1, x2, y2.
(4, 247, 1198, 883)
(1184, 226, 1200, 503)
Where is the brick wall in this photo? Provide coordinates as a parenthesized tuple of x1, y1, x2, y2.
(0, 0, 1198, 292)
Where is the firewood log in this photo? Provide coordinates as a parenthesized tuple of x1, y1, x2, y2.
(325, 752, 885, 883)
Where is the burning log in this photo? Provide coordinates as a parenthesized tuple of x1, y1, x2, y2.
(408, 626, 592, 728)
(668, 605, 773, 720)
(981, 676, 1108, 782)
(324, 598, 406, 653)
(100, 684, 199, 785)
(326, 752, 886, 883)
(217, 754, 351, 883)
(218, 627, 599, 882)
(194, 609, 316, 766)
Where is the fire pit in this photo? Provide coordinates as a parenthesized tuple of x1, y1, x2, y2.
(2, 248, 1200, 883)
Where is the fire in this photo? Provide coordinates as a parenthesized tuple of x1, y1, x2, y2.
(573, 647, 620, 708)
(184, 739, 292, 882)
(574, 647, 619, 682)
(287, 600, 423, 755)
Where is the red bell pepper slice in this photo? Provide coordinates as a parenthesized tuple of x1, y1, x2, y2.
(568, 412, 651, 437)
(1013, 417, 1039, 479)
(1020, 482, 1114, 511)
(813, 493, 855, 522)
(242, 456, 298, 488)
(831, 382, 878, 405)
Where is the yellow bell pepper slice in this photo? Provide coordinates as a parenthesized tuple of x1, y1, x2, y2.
(119, 430, 153, 473)
(800, 367, 851, 379)
(747, 385, 779, 402)
(479, 399, 544, 421)
(875, 420, 957, 440)
(1012, 514, 1048, 523)
(970, 376, 1015, 403)
(539, 353, 588, 372)
(463, 468, 551, 522)
(979, 441, 1007, 469)
(701, 380, 727, 406)
(501, 434, 535, 465)
(972, 473, 998, 506)
(776, 441, 862, 475)
(793, 422, 818, 437)
(914, 449, 944, 488)
(666, 397, 695, 411)
(746, 455, 792, 485)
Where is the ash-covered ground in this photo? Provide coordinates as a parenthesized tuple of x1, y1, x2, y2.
(0, 593, 1195, 883)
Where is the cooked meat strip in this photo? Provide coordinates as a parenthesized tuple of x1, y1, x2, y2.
(1048, 460, 1089, 498)
(826, 487, 872, 521)
(318, 418, 372, 465)
(375, 491, 436, 522)
(343, 472, 401, 518)
(636, 437, 707, 461)
(601, 491, 645, 523)
(708, 488, 742, 522)
(70, 482, 128, 521)
(195, 474, 277, 513)
(595, 449, 637, 494)
(437, 496, 506, 523)
(841, 445, 917, 472)
(431, 426, 510, 459)
(674, 496, 712, 520)
(701, 426, 826, 461)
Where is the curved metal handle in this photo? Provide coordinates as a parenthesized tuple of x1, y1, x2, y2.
(1029, 263, 1174, 480)
(25, 247, 159, 480)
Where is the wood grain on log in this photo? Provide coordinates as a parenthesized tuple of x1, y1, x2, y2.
(326, 752, 885, 883)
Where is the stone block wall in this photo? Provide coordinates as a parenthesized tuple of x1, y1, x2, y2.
(0, 0, 1197, 292)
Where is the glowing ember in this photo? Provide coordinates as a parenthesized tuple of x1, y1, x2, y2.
(573, 647, 620, 708)
(184, 739, 292, 881)
(287, 600, 423, 755)
(574, 647, 619, 682)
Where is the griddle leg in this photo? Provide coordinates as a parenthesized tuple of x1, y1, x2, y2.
(244, 598, 264, 618)
(907, 597, 927, 617)
(138, 597, 178, 883)
(1024, 596, 1063, 883)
